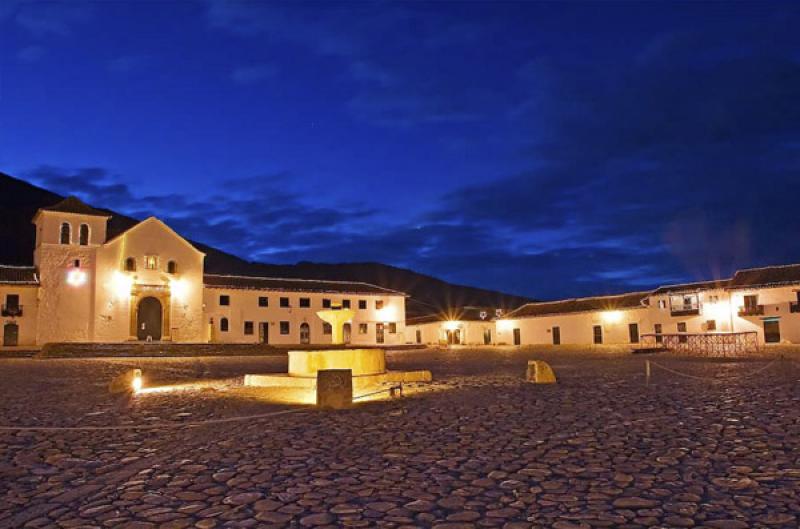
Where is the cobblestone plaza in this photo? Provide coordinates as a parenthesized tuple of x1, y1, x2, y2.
(1, 348, 798, 529)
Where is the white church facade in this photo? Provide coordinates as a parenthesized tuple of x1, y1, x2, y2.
(0, 198, 406, 348)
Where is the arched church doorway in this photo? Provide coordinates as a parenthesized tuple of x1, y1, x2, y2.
(137, 296, 163, 341)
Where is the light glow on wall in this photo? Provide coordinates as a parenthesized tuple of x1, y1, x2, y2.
(170, 278, 189, 302)
(112, 271, 134, 299)
(705, 300, 732, 322)
(601, 310, 623, 324)
(496, 319, 514, 332)
(376, 305, 397, 322)
(66, 268, 87, 287)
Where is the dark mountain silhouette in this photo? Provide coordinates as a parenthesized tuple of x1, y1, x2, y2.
(0, 171, 533, 316)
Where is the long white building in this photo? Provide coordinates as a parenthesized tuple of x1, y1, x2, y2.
(408, 267, 800, 349)
(0, 197, 406, 347)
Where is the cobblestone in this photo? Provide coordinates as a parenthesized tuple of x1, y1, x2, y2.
(0, 349, 799, 528)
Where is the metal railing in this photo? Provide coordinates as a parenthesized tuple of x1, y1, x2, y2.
(640, 331, 759, 356)
(1, 304, 22, 317)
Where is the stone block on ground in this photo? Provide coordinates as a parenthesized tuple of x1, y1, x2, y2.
(316, 369, 353, 409)
(526, 360, 556, 384)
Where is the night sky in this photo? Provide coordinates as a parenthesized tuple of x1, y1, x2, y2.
(2, 1, 799, 300)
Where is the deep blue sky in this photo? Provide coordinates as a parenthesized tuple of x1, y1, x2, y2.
(2, 1, 799, 299)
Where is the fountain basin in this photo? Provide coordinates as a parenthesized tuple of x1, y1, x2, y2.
(289, 348, 385, 377)
(244, 347, 431, 392)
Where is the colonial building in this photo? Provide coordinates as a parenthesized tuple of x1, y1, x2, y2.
(0, 198, 406, 347)
(494, 267, 800, 347)
(407, 306, 505, 346)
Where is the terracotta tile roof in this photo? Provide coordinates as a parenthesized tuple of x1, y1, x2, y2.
(203, 274, 407, 296)
(407, 306, 504, 325)
(0, 265, 38, 285)
(728, 264, 800, 289)
(652, 279, 731, 295)
(506, 291, 649, 319)
(39, 196, 111, 217)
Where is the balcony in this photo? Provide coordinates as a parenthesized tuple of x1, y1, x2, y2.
(1, 304, 23, 317)
(670, 303, 700, 316)
(791, 301, 800, 313)
(738, 305, 764, 317)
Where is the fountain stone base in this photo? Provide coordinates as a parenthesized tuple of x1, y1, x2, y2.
(244, 348, 431, 391)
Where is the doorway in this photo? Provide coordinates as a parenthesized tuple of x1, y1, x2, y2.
(628, 323, 640, 344)
(513, 328, 521, 346)
(300, 323, 310, 344)
(552, 326, 561, 345)
(3, 322, 18, 346)
(376, 323, 385, 344)
(258, 322, 269, 344)
(137, 297, 162, 341)
(343, 323, 351, 344)
(416, 329, 422, 344)
(483, 328, 492, 345)
(446, 329, 461, 345)
(764, 319, 781, 343)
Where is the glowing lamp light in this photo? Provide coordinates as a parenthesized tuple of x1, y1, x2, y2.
(705, 300, 732, 321)
(601, 310, 623, 324)
(376, 305, 397, 322)
(112, 271, 134, 299)
(443, 320, 460, 331)
(66, 268, 87, 287)
(132, 370, 143, 393)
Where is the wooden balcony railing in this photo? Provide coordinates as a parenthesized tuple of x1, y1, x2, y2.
(738, 305, 764, 317)
(670, 303, 700, 316)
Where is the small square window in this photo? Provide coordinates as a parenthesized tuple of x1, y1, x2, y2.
(280, 297, 290, 308)
(359, 323, 368, 334)
(219, 295, 230, 306)
(244, 321, 254, 335)
(358, 300, 367, 310)
(322, 323, 332, 335)
(342, 299, 351, 309)
(375, 300, 384, 310)
(706, 320, 717, 331)
(322, 298, 331, 308)
(258, 296, 268, 307)
(388, 322, 397, 334)
(280, 321, 290, 334)
(144, 255, 158, 270)
(299, 297, 310, 308)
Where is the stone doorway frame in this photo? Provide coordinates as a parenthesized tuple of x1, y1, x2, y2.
(128, 284, 171, 341)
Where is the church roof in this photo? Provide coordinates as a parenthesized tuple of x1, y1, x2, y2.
(38, 196, 110, 217)
(203, 274, 406, 296)
(0, 265, 38, 285)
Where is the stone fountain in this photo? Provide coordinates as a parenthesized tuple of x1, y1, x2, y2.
(244, 305, 431, 395)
